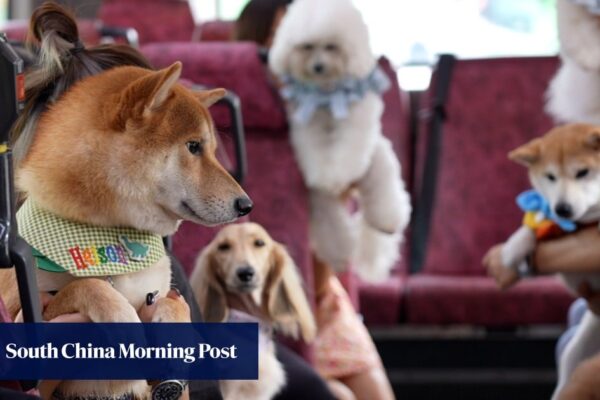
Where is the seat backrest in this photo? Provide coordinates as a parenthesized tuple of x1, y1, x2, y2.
(420, 56, 559, 276)
(142, 42, 288, 133)
(142, 42, 413, 273)
(1, 19, 101, 45)
(197, 20, 234, 41)
(99, 0, 195, 44)
(141, 42, 299, 272)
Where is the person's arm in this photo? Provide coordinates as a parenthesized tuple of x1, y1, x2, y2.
(534, 226, 600, 273)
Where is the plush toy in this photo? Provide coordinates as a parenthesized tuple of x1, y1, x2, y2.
(501, 189, 576, 275)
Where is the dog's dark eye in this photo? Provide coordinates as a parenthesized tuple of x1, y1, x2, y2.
(546, 173, 556, 182)
(254, 239, 265, 248)
(186, 141, 203, 156)
(325, 44, 338, 52)
(301, 43, 314, 51)
(217, 242, 230, 251)
(576, 168, 590, 179)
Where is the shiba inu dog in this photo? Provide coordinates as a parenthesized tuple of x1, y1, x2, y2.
(0, 3, 252, 399)
(498, 123, 600, 397)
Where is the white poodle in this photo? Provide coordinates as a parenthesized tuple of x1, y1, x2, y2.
(269, 0, 411, 282)
(547, 0, 600, 124)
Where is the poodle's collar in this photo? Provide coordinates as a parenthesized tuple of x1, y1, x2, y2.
(17, 198, 166, 277)
(570, 0, 600, 15)
(280, 66, 390, 124)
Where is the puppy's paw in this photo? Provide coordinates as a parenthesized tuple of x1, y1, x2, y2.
(43, 279, 140, 323)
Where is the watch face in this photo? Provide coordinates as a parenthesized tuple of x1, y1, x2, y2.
(152, 380, 185, 400)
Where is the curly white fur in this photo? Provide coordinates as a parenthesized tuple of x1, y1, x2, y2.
(546, 0, 600, 125)
(270, 0, 411, 282)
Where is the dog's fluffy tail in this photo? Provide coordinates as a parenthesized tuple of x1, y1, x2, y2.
(353, 213, 402, 283)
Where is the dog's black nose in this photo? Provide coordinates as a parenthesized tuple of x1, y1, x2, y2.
(313, 63, 325, 74)
(234, 197, 253, 217)
(555, 202, 573, 219)
(236, 266, 255, 283)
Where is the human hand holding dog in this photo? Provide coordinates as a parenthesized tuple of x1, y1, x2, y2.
(138, 289, 191, 323)
(483, 244, 521, 290)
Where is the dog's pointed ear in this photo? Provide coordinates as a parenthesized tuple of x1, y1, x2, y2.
(190, 244, 228, 322)
(195, 88, 227, 108)
(263, 243, 316, 343)
(109, 62, 182, 130)
(509, 138, 542, 166)
(146, 62, 182, 111)
(585, 130, 600, 151)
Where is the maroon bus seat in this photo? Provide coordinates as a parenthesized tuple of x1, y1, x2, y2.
(99, 0, 195, 44)
(196, 20, 234, 42)
(142, 42, 297, 271)
(405, 56, 573, 326)
(1, 18, 102, 45)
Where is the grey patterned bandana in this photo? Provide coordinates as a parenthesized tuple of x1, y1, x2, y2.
(280, 66, 391, 124)
(571, 0, 600, 14)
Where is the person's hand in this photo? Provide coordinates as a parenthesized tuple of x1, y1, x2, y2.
(578, 282, 600, 316)
(483, 244, 521, 290)
(15, 292, 90, 323)
(138, 289, 191, 323)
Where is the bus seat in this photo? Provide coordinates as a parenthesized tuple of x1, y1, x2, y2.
(143, 41, 311, 356)
(406, 56, 573, 326)
(141, 41, 308, 279)
(350, 56, 413, 325)
(196, 20, 234, 42)
(1, 18, 101, 45)
(99, 0, 195, 44)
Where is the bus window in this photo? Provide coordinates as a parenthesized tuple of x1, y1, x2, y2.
(354, 0, 558, 65)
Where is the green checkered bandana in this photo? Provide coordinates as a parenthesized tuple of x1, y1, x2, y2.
(17, 198, 166, 277)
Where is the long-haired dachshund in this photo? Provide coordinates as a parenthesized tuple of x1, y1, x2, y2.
(190, 222, 316, 400)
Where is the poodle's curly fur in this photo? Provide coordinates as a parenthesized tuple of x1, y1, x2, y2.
(269, 0, 411, 282)
(546, 0, 600, 125)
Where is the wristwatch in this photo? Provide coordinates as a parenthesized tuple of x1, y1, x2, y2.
(151, 379, 188, 400)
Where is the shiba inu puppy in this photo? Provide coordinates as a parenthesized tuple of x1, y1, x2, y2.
(498, 123, 600, 397)
(0, 3, 252, 399)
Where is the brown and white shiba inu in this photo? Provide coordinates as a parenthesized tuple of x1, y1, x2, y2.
(499, 123, 600, 397)
(3, 62, 252, 398)
(7, 65, 251, 398)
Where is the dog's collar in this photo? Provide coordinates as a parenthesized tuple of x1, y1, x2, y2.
(280, 65, 390, 124)
(17, 198, 166, 277)
(570, 0, 600, 15)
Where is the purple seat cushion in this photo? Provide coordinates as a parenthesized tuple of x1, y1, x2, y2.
(422, 57, 560, 275)
(405, 274, 573, 326)
(99, 0, 195, 44)
(142, 42, 288, 132)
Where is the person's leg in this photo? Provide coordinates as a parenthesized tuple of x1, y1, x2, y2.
(170, 254, 223, 400)
(340, 368, 395, 400)
(273, 343, 337, 400)
(554, 310, 600, 399)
